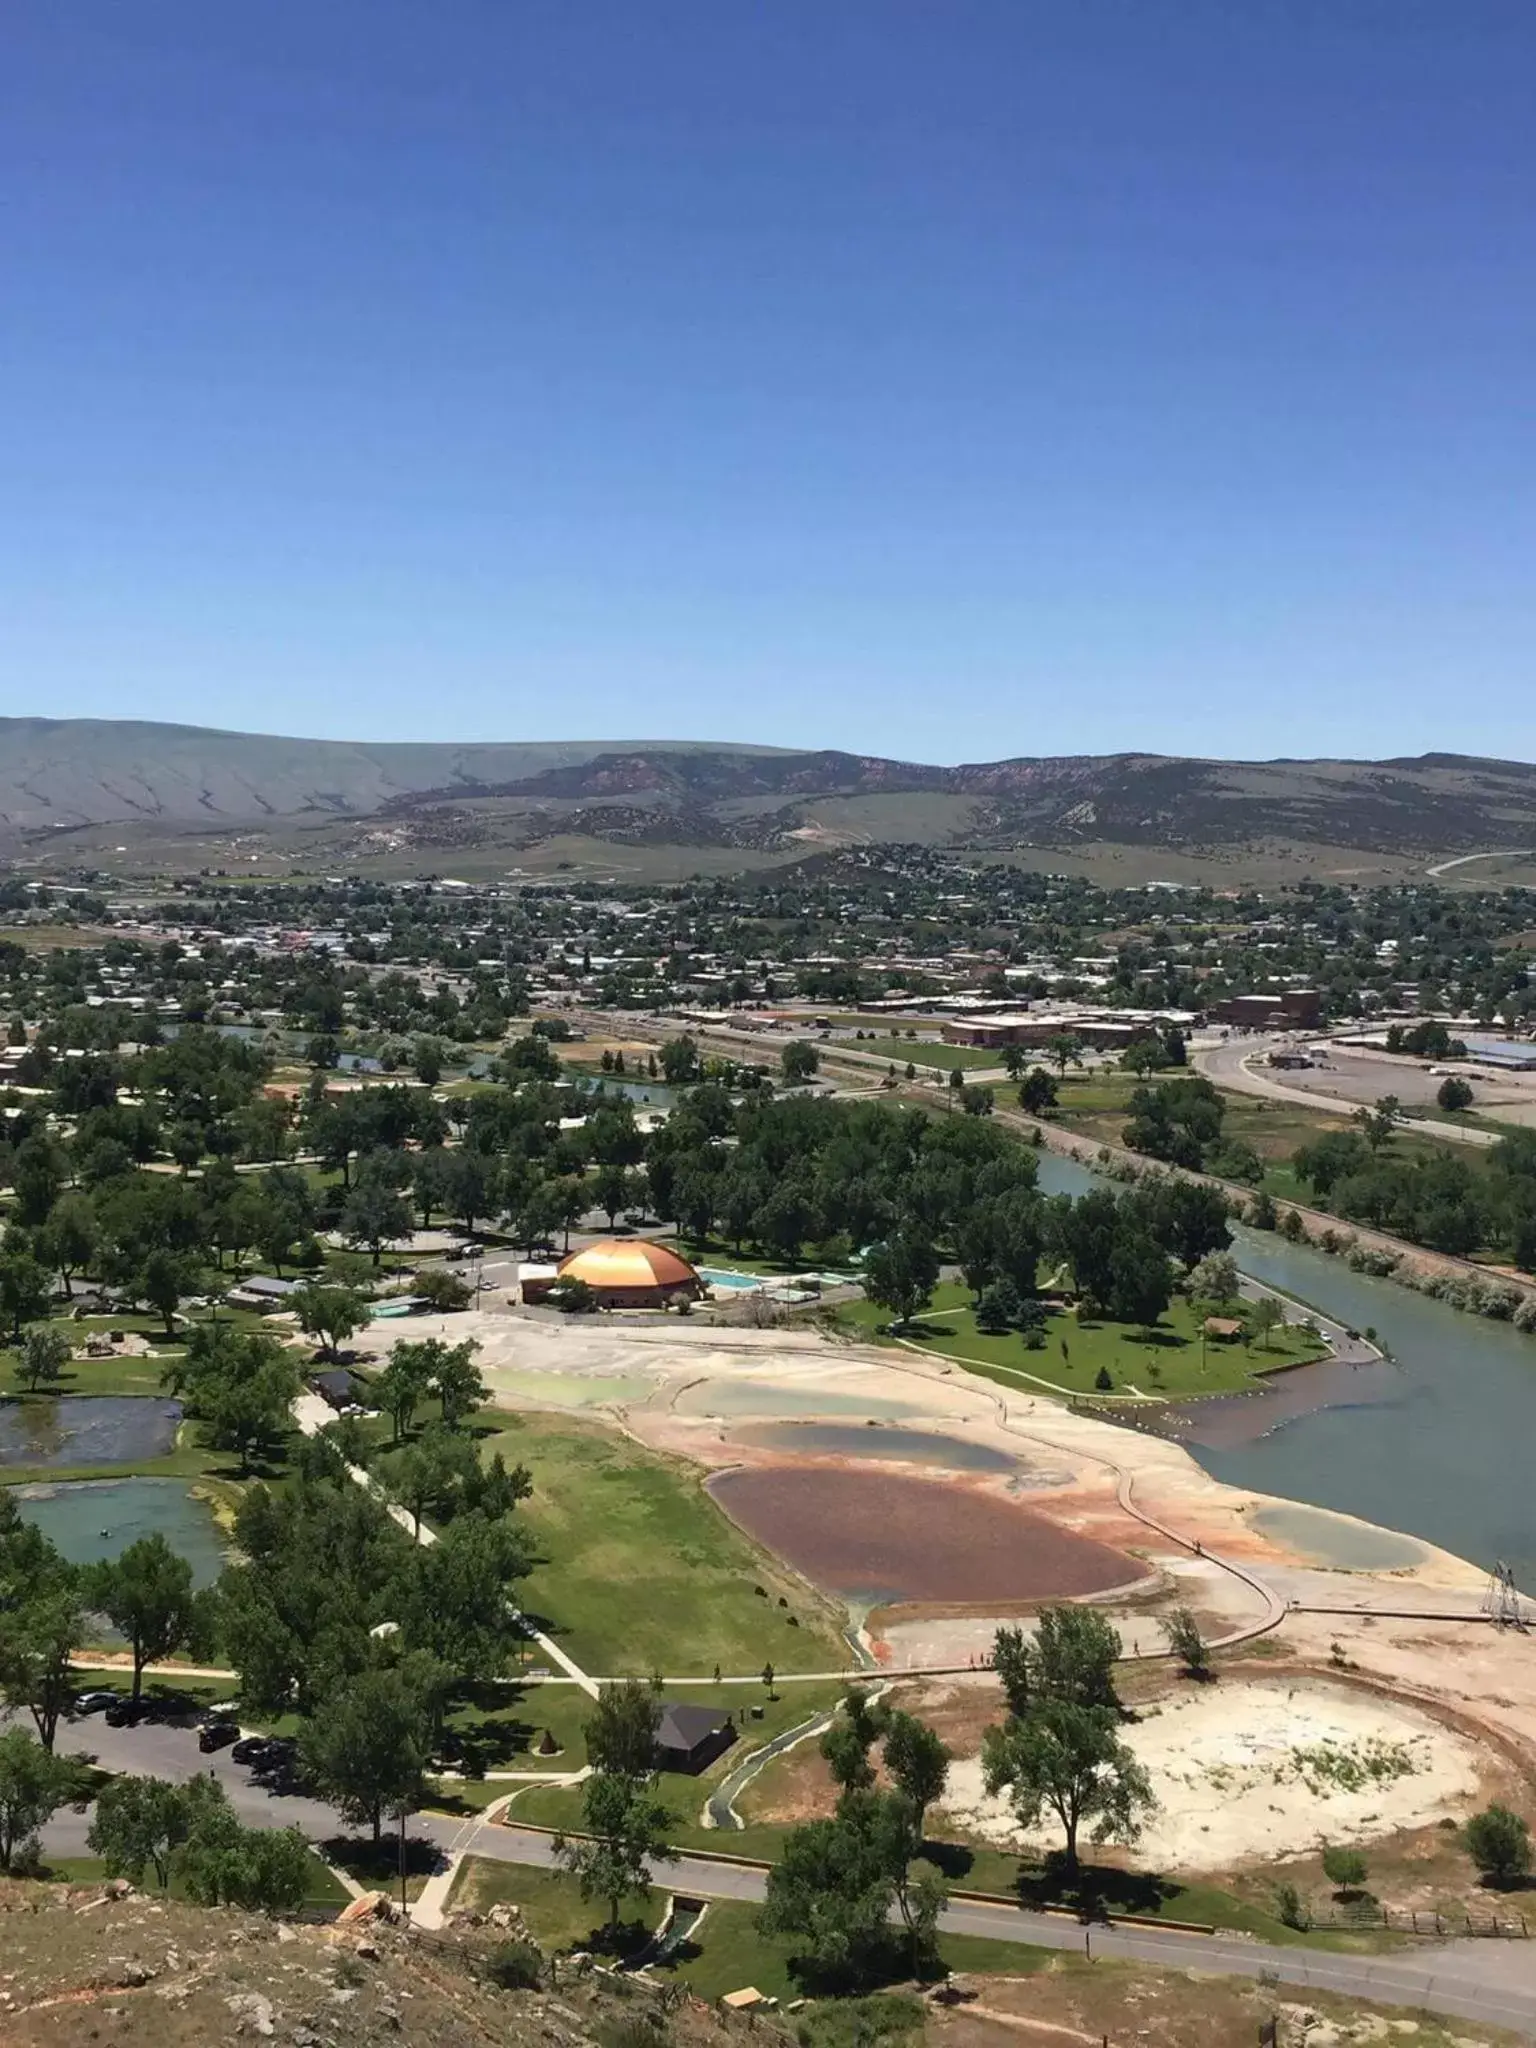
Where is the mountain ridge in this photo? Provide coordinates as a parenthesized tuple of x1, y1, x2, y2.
(2, 719, 1535, 868)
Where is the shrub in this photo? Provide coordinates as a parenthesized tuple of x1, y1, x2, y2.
(1514, 1296, 1536, 1334)
(487, 1938, 544, 1990)
(1464, 1804, 1533, 1887)
(1094, 1364, 1113, 1391)
(1273, 1882, 1309, 1930)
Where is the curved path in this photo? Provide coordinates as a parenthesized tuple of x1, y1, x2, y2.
(1194, 1037, 1500, 1149)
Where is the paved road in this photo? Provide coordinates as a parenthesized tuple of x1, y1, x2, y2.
(439, 1819, 1536, 2034)
(34, 1713, 1536, 2033)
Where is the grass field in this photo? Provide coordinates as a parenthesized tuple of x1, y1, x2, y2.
(839, 1037, 1001, 1071)
(831, 1281, 1326, 1399)
(472, 1411, 849, 1675)
(447, 1863, 1054, 1997)
(487, 1679, 844, 1847)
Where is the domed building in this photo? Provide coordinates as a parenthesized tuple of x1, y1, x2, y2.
(522, 1238, 704, 1310)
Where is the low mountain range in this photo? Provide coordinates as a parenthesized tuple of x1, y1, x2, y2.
(3, 718, 1535, 876)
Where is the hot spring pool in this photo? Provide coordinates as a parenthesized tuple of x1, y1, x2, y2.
(0, 1396, 182, 1470)
(11, 1477, 228, 1587)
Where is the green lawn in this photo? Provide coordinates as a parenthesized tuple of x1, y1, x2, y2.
(445, 1866, 1053, 1998)
(450, 1858, 664, 1952)
(831, 1281, 1327, 1400)
(481, 1680, 845, 1845)
(470, 1412, 849, 1676)
(841, 1038, 1002, 1072)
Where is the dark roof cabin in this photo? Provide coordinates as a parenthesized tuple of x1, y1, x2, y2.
(310, 1368, 357, 1410)
(654, 1701, 736, 1775)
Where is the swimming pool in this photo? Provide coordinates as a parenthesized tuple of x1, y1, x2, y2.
(699, 1267, 766, 1292)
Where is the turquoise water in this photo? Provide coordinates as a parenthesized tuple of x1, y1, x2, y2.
(699, 1268, 764, 1292)
(1032, 1146, 1536, 1583)
(12, 1476, 227, 1586)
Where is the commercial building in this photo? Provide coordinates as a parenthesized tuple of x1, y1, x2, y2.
(521, 1238, 705, 1309)
(1462, 1038, 1536, 1073)
(941, 1008, 1196, 1051)
(1210, 989, 1322, 1030)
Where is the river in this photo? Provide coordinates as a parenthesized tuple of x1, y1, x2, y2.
(1032, 1150, 1536, 1586)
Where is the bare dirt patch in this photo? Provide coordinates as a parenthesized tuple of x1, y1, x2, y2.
(942, 1678, 1482, 1871)
(707, 1466, 1150, 1606)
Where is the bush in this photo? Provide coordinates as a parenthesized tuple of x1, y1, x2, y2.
(487, 1938, 544, 1990)
(1094, 1364, 1113, 1391)
(1436, 1076, 1474, 1112)
(1273, 1881, 1309, 1930)
(1321, 1844, 1369, 1897)
(1513, 1296, 1536, 1334)
(1464, 1804, 1533, 1887)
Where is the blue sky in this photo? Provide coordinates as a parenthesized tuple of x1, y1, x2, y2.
(3, 1, 1534, 763)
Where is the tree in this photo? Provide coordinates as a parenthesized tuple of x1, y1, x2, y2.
(342, 1172, 414, 1265)
(996, 1606, 1124, 1716)
(0, 1578, 84, 1750)
(658, 1036, 701, 1085)
(412, 1036, 446, 1086)
(1047, 1033, 1084, 1077)
(820, 1689, 886, 1796)
(1189, 1250, 1239, 1303)
(170, 1776, 312, 1913)
(37, 1191, 100, 1299)
(390, 1422, 478, 1537)
(292, 1284, 368, 1361)
(374, 1339, 438, 1441)
(983, 1699, 1154, 1875)
(591, 1163, 633, 1231)
(413, 1264, 472, 1313)
(137, 1247, 201, 1338)
(1160, 1606, 1211, 1681)
(300, 1665, 429, 1844)
(0, 1239, 50, 1344)
(554, 1768, 677, 1937)
(1464, 1803, 1533, 1888)
(1321, 1844, 1369, 1899)
(1437, 1076, 1474, 1112)
(1106, 1230, 1173, 1330)
(975, 1278, 1023, 1334)
(168, 1324, 301, 1475)
(15, 1325, 71, 1395)
(882, 1710, 950, 1839)
(584, 1679, 662, 1781)
(761, 1786, 944, 1988)
(84, 1535, 200, 1702)
(1018, 1068, 1057, 1115)
(781, 1040, 820, 1086)
(863, 1227, 940, 1332)
(0, 1727, 89, 1871)
(88, 1773, 194, 1890)
(429, 1338, 485, 1426)
(1246, 1295, 1284, 1350)
(1356, 1096, 1401, 1153)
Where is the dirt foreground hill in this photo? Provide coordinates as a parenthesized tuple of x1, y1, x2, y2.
(0, 1878, 739, 2048)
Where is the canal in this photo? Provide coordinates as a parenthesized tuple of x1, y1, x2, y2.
(1033, 1150, 1536, 1585)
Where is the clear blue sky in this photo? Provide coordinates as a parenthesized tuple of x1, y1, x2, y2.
(3, 1, 1534, 764)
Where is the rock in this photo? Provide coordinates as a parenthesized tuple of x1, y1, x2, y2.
(354, 1940, 379, 1960)
(227, 1990, 276, 2036)
(277, 1923, 299, 1944)
(336, 1891, 389, 1925)
(118, 1961, 157, 1987)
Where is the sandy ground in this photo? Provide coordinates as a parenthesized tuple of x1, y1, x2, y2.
(941, 1678, 1482, 1871)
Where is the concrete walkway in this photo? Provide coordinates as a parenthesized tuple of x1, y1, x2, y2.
(291, 1390, 599, 1697)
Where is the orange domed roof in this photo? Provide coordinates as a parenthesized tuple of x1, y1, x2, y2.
(557, 1239, 700, 1290)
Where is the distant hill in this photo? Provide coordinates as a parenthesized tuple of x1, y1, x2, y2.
(3, 718, 1535, 876)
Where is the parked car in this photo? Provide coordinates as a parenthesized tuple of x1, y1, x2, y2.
(72, 1690, 120, 1716)
(105, 1698, 145, 1727)
(198, 1700, 242, 1726)
(198, 1720, 240, 1753)
(231, 1736, 281, 1767)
